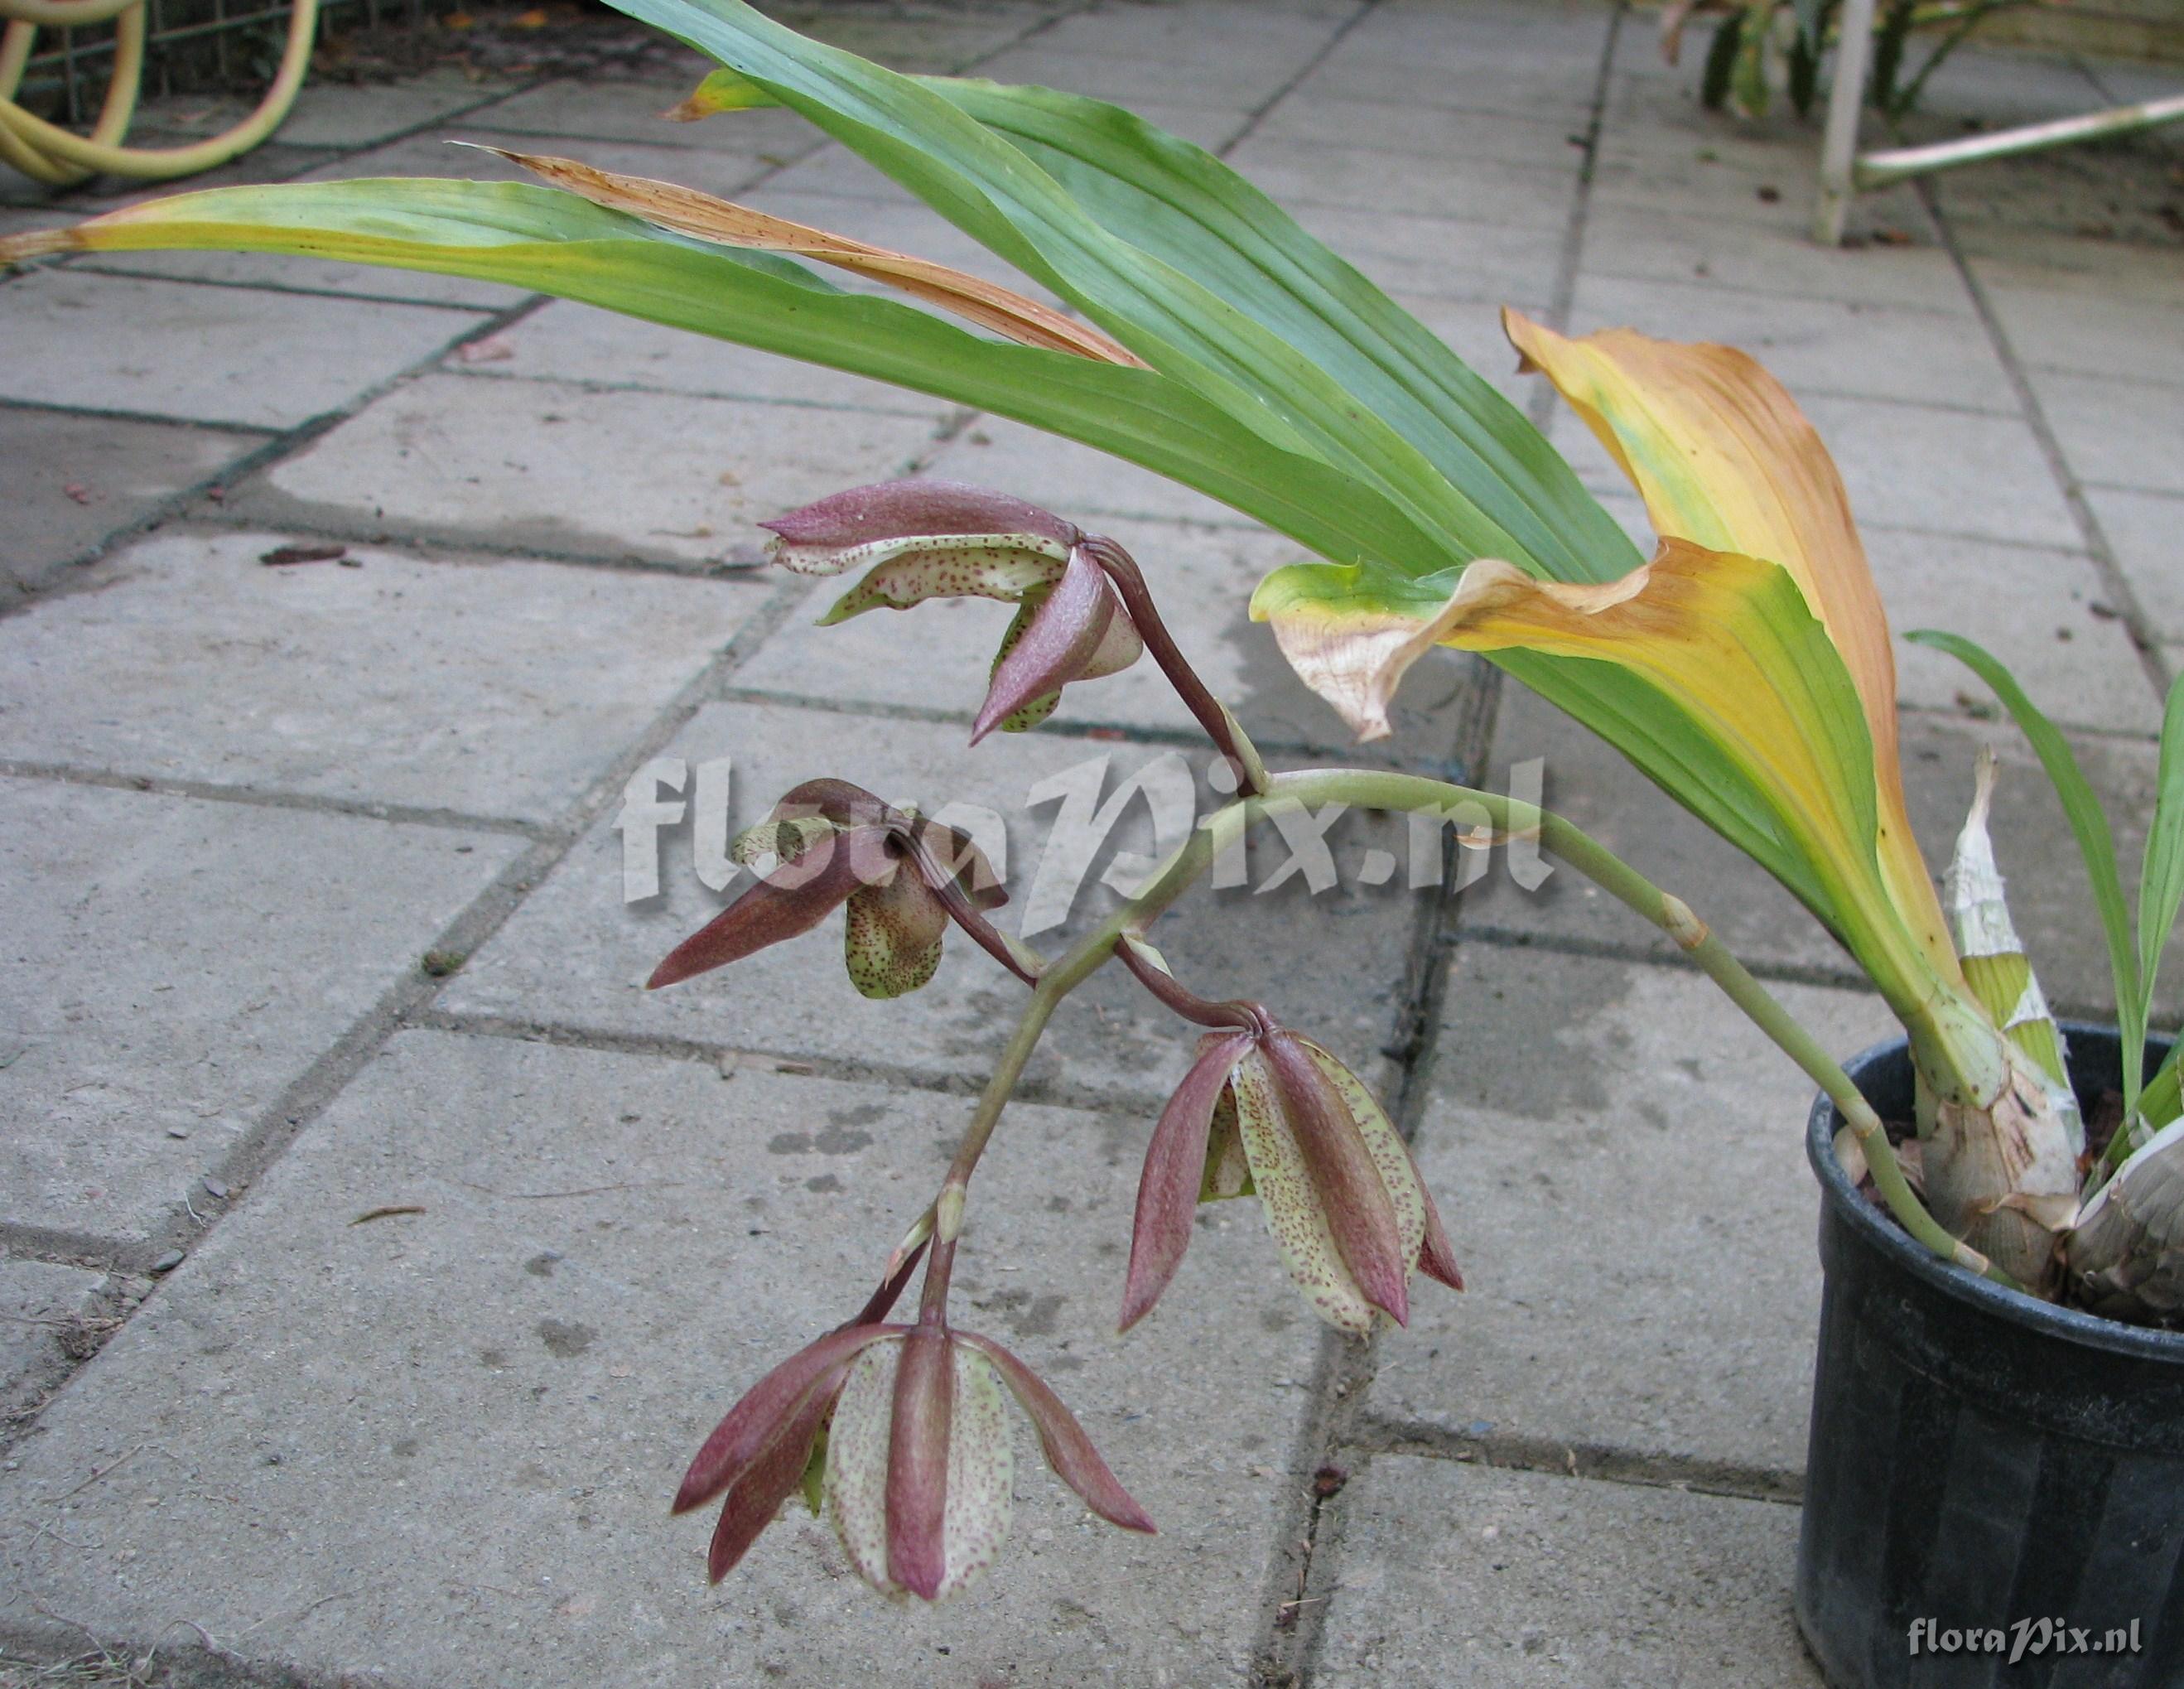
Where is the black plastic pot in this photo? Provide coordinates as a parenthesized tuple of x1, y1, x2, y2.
(1798, 1026, 2184, 1687)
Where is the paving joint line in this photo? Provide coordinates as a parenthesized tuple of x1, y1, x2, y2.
(1449, 920, 2155, 1025)
(707, 681, 1461, 770)
(1921, 176, 2174, 707)
(1898, 697, 2160, 744)
(440, 360, 953, 420)
(0, 1220, 165, 1277)
(1255, 13, 1622, 1679)
(2, 0, 1092, 615)
(1350, 1414, 1804, 1508)
(0, 392, 279, 436)
(0, 568, 816, 1460)
(0, 758, 548, 837)
(0, 294, 554, 620)
(404, 1009, 1170, 1116)
(60, 258, 503, 315)
(166, 504, 780, 581)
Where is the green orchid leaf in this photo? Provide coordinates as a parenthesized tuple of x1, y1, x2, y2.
(605, 0, 1526, 560)
(0, 178, 1440, 571)
(2139, 672, 2184, 1017)
(914, 73, 1641, 588)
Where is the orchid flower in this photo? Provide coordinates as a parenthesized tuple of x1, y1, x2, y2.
(1121, 1014, 1461, 1338)
(674, 1311, 1152, 1599)
(647, 778, 1010, 997)
(763, 480, 1143, 737)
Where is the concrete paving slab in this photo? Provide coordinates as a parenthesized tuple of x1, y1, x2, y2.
(0, 1259, 105, 1416)
(0, 1030, 1321, 1687)
(1284, 202, 1569, 306)
(1594, 81, 1823, 188)
(1372, 945, 1893, 1474)
(1251, 96, 1593, 171)
(478, 297, 961, 416)
(1031, 2, 1340, 65)
(1293, 55, 1598, 122)
(923, 414, 1251, 530)
(0, 528, 764, 823)
(1315, 1456, 1821, 1687)
(728, 513, 1484, 755)
(1873, 528, 2159, 734)
(1589, 155, 1936, 240)
(1980, 271, 2184, 387)
(239, 371, 951, 565)
(1932, 143, 2184, 249)
(974, 42, 1322, 109)
(272, 69, 517, 149)
(1222, 137, 1579, 230)
(1958, 226, 2184, 311)
(2085, 484, 2184, 644)
(1454, 683, 2169, 1023)
(1578, 200, 1973, 314)
(1801, 393, 2084, 548)
(460, 75, 822, 154)
(440, 698, 1431, 1103)
(0, 269, 477, 432)
(0, 777, 523, 1243)
(0, 407, 259, 592)
(1333, 0, 1617, 87)
(1569, 273, 2018, 414)
(1899, 46, 2116, 132)
(2030, 366, 2184, 498)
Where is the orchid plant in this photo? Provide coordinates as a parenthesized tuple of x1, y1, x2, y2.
(9, 0, 2184, 1605)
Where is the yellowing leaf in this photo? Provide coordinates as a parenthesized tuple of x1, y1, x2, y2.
(1501, 309, 1956, 987)
(663, 67, 781, 122)
(475, 146, 1147, 367)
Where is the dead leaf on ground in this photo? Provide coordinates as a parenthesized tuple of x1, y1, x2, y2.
(351, 1204, 428, 1225)
(261, 543, 350, 566)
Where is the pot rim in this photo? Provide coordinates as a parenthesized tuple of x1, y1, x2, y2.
(1808, 1023, 2184, 1365)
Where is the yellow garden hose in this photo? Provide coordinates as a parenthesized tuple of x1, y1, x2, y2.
(0, 0, 317, 186)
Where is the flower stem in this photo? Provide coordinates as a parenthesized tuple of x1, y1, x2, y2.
(916, 762, 2013, 1307)
(1111, 934, 1268, 1034)
(1083, 536, 1268, 796)
(1261, 768, 2018, 1291)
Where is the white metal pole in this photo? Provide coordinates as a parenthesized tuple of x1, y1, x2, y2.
(1815, 0, 1879, 245)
